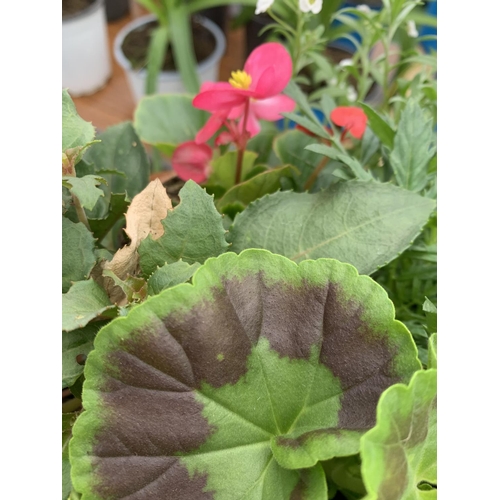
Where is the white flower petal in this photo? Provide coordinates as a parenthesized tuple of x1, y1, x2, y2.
(255, 0, 274, 15)
(299, 0, 323, 14)
(356, 4, 371, 14)
(406, 20, 419, 38)
(339, 58, 353, 68)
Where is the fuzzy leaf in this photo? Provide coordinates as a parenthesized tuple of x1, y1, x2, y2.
(62, 89, 95, 151)
(147, 261, 201, 296)
(360, 369, 437, 500)
(390, 100, 434, 192)
(70, 250, 420, 499)
(217, 166, 296, 215)
(62, 175, 106, 211)
(228, 181, 436, 275)
(62, 280, 118, 332)
(62, 218, 96, 293)
(138, 180, 229, 276)
(134, 94, 209, 156)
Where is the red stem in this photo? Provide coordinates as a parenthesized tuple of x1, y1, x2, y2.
(235, 99, 251, 185)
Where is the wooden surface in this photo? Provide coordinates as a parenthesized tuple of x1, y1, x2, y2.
(72, 2, 246, 131)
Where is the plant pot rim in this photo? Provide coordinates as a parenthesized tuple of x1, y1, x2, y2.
(62, 0, 104, 24)
(113, 14, 227, 82)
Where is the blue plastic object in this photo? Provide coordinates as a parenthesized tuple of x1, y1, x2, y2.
(420, 0, 437, 53)
(275, 108, 327, 132)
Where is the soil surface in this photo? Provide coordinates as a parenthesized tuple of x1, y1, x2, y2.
(62, 0, 95, 19)
(122, 19, 217, 71)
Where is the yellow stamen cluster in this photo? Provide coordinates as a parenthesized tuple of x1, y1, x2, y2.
(229, 70, 252, 90)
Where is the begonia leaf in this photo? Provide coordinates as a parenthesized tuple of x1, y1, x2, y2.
(206, 151, 258, 193)
(217, 166, 297, 216)
(228, 181, 435, 275)
(62, 280, 118, 332)
(62, 175, 106, 211)
(134, 94, 209, 156)
(62, 89, 95, 152)
(138, 180, 229, 276)
(147, 261, 201, 296)
(62, 217, 97, 293)
(360, 369, 437, 500)
(70, 250, 420, 499)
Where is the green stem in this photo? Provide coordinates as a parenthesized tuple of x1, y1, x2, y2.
(235, 100, 250, 185)
(72, 194, 91, 231)
(304, 155, 329, 191)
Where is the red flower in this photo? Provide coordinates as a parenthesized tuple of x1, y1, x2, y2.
(172, 141, 212, 183)
(192, 42, 295, 143)
(330, 107, 368, 139)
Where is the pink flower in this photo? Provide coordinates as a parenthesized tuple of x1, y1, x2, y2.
(330, 107, 368, 140)
(192, 42, 295, 143)
(172, 141, 213, 183)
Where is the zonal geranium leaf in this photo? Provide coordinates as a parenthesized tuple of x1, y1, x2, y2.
(70, 250, 420, 499)
(360, 369, 437, 500)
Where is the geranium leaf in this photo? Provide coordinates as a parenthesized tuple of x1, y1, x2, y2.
(147, 261, 201, 296)
(360, 369, 437, 500)
(134, 94, 209, 156)
(63, 412, 79, 500)
(62, 175, 106, 211)
(138, 180, 229, 276)
(62, 217, 96, 293)
(88, 193, 130, 242)
(70, 250, 420, 499)
(62, 89, 95, 151)
(62, 280, 118, 332)
(217, 166, 297, 216)
(228, 181, 436, 275)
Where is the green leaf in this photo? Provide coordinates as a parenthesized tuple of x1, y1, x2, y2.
(360, 369, 437, 500)
(70, 250, 420, 499)
(134, 94, 208, 156)
(206, 151, 258, 193)
(217, 166, 296, 215)
(88, 193, 130, 242)
(62, 218, 96, 293)
(228, 181, 436, 275)
(305, 144, 372, 181)
(427, 334, 437, 370)
(359, 103, 395, 149)
(246, 121, 281, 166)
(62, 279, 118, 332)
(63, 412, 79, 500)
(62, 89, 95, 151)
(284, 80, 321, 125)
(282, 112, 332, 140)
(84, 122, 150, 199)
(147, 261, 201, 296)
(322, 455, 366, 499)
(423, 297, 437, 335)
(62, 322, 103, 388)
(390, 100, 435, 192)
(62, 175, 106, 211)
(138, 180, 229, 276)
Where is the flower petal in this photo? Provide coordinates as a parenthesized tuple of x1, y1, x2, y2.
(244, 42, 293, 97)
(193, 88, 252, 113)
(195, 113, 226, 144)
(172, 141, 213, 183)
(251, 94, 296, 121)
(330, 107, 367, 139)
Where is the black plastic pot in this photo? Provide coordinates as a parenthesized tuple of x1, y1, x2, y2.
(245, 14, 273, 58)
(200, 6, 227, 34)
(105, 0, 130, 22)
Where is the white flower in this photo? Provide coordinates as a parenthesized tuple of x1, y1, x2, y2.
(339, 58, 353, 68)
(347, 85, 358, 102)
(406, 20, 418, 38)
(299, 0, 323, 14)
(356, 4, 371, 14)
(255, 0, 274, 15)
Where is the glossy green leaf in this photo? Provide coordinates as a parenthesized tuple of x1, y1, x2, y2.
(206, 151, 258, 193)
(138, 180, 229, 276)
(390, 100, 434, 192)
(62, 218, 96, 293)
(62, 280, 118, 332)
(228, 181, 436, 275)
(360, 369, 437, 500)
(84, 122, 150, 199)
(134, 94, 208, 156)
(63, 412, 79, 500)
(70, 250, 420, 499)
(427, 334, 437, 370)
(62, 175, 105, 211)
(359, 103, 395, 149)
(62, 89, 95, 151)
(147, 261, 201, 296)
(217, 166, 296, 215)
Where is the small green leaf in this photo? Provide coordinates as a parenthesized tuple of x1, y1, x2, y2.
(228, 181, 436, 275)
(138, 181, 229, 276)
(88, 193, 130, 242)
(217, 166, 296, 215)
(62, 175, 106, 211)
(62, 279, 118, 332)
(147, 261, 201, 296)
(207, 151, 258, 193)
(423, 297, 437, 335)
(390, 99, 435, 192)
(360, 369, 437, 500)
(359, 103, 395, 149)
(134, 94, 208, 156)
(62, 218, 96, 293)
(62, 89, 95, 151)
(282, 112, 332, 140)
(428, 333, 437, 370)
(63, 412, 79, 500)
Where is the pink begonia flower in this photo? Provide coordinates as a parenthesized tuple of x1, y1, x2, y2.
(192, 42, 295, 143)
(172, 141, 213, 183)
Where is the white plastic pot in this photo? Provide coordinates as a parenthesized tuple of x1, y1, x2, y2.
(62, 0, 112, 96)
(114, 14, 226, 103)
